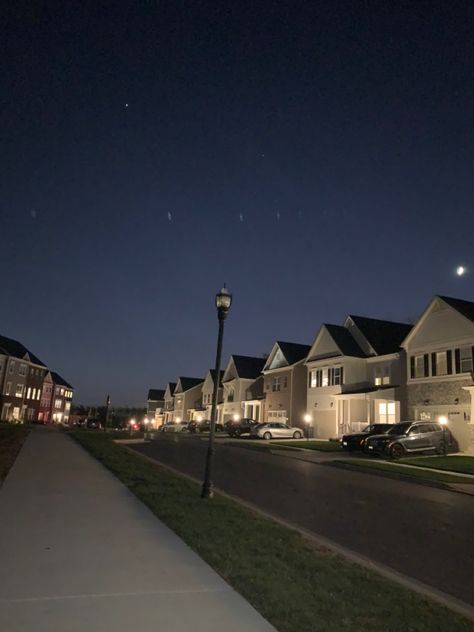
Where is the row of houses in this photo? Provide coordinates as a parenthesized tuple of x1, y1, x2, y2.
(0, 334, 74, 424)
(147, 295, 474, 450)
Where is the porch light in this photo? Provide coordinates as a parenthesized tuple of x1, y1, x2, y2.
(233, 414, 240, 421)
(438, 416, 448, 425)
(438, 416, 448, 456)
(176, 417, 181, 423)
(304, 414, 312, 423)
(197, 415, 203, 422)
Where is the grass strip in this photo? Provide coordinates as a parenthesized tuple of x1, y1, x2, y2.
(276, 440, 342, 452)
(71, 431, 471, 632)
(400, 456, 474, 476)
(332, 458, 474, 485)
(0, 424, 29, 483)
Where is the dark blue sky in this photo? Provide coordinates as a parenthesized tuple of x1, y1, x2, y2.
(2, 1, 473, 404)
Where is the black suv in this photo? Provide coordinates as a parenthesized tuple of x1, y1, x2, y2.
(364, 421, 454, 459)
(225, 418, 259, 437)
(341, 424, 394, 452)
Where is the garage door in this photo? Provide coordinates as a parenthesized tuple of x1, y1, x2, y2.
(267, 410, 287, 423)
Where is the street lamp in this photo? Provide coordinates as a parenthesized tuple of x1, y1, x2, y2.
(438, 416, 448, 456)
(304, 414, 312, 441)
(202, 285, 232, 499)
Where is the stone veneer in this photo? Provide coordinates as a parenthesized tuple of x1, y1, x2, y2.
(407, 378, 472, 408)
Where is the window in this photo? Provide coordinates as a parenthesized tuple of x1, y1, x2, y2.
(379, 401, 396, 424)
(283, 376, 288, 388)
(15, 384, 24, 398)
(36, 390, 41, 400)
(459, 347, 473, 373)
(27, 387, 31, 399)
(321, 369, 329, 387)
(374, 366, 390, 386)
(9, 362, 15, 374)
(435, 351, 447, 376)
(19, 364, 27, 376)
(55, 399, 62, 409)
(310, 367, 343, 388)
(272, 377, 281, 391)
(6, 382, 11, 395)
(309, 371, 317, 388)
(412, 355, 428, 378)
(227, 388, 234, 402)
(333, 367, 342, 386)
(60, 388, 64, 396)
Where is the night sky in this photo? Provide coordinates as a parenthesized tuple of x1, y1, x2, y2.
(2, 1, 473, 405)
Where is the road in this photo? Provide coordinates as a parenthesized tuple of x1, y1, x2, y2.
(131, 435, 474, 606)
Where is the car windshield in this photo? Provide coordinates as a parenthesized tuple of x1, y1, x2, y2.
(361, 425, 374, 433)
(387, 422, 411, 436)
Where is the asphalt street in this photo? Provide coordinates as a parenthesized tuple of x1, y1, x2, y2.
(131, 435, 474, 607)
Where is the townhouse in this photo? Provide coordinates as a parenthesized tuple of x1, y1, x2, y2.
(50, 372, 74, 424)
(147, 389, 165, 423)
(262, 341, 311, 427)
(305, 316, 412, 439)
(172, 377, 204, 422)
(401, 295, 474, 450)
(0, 334, 73, 423)
(201, 370, 224, 420)
(162, 382, 177, 424)
(219, 355, 266, 423)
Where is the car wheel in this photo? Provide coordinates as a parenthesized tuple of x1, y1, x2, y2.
(234, 429, 241, 437)
(293, 431, 302, 439)
(390, 443, 405, 459)
(436, 441, 446, 455)
(263, 431, 272, 440)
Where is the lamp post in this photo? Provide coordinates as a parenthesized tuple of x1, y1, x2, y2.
(202, 285, 232, 499)
(304, 414, 312, 441)
(104, 394, 110, 432)
(438, 416, 448, 456)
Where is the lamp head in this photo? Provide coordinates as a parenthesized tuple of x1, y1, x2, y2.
(216, 285, 232, 319)
(438, 416, 448, 426)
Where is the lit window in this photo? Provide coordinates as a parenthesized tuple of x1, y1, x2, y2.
(15, 384, 24, 398)
(36, 390, 41, 400)
(375, 366, 390, 386)
(414, 355, 427, 378)
(60, 388, 64, 396)
(321, 369, 329, 387)
(27, 387, 32, 399)
(55, 399, 62, 409)
(309, 371, 317, 388)
(6, 382, 11, 395)
(379, 401, 396, 423)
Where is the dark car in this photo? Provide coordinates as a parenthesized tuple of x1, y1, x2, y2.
(341, 424, 394, 452)
(364, 421, 454, 459)
(189, 419, 225, 433)
(225, 418, 259, 437)
(85, 418, 102, 430)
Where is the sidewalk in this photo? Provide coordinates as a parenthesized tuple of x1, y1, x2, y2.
(0, 429, 275, 632)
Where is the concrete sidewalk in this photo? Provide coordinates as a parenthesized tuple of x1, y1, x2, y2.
(0, 429, 275, 632)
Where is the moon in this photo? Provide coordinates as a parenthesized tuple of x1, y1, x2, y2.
(456, 265, 466, 276)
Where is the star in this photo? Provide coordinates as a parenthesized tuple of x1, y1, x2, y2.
(125, 103, 129, 108)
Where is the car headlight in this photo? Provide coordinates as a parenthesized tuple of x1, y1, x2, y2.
(342, 441, 347, 446)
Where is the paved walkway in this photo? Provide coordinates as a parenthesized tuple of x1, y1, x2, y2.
(0, 429, 275, 632)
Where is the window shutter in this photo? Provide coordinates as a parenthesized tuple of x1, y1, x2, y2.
(410, 357, 415, 379)
(329, 368, 334, 386)
(455, 349, 461, 373)
(423, 354, 429, 377)
(447, 350, 452, 375)
(431, 353, 437, 377)
(340, 366, 344, 385)
(308, 372, 311, 388)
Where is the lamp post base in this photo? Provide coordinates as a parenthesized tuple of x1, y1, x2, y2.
(201, 483, 214, 499)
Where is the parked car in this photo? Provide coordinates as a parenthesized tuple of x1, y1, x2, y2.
(225, 418, 259, 437)
(85, 418, 102, 430)
(341, 423, 394, 452)
(251, 422, 304, 440)
(197, 419, 225, 433)
(159, 421, 189, 433)
(364, 421, 453, 458)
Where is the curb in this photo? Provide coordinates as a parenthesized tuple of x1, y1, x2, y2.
(126, 445, 474, 623)
(326, 460, 474, 496)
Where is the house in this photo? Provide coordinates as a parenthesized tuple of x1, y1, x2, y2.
(262, 341, 311, 426)
(172, 377, 204, 422)
(39, 371, 54, 422)
(50, 372, 74, 424)
(401, 295, 474, 450)
(305, 316, 412, 439)
(200, 370, 224, 420)
(147, 389, 165, 424)
(219, 355, 266, 423)
(0, 335, 47, 422)
(243, 375, 266, 422)
(162, 382, 176, 424)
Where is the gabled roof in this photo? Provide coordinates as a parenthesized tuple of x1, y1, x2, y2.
(276, 341, 311, 365)
(231, 355, 266, 379)
(165, 382, 177, 397)
(438, 296, 474, 323)
(51, 371, 73, 389)
(0, 334, 46, 367)
(348, 316, 413, 355)
(323, 325, 366, 358)
(176, 377, 204, 392)
(147, 389, 165, 401)
(209, 369, 224, 384)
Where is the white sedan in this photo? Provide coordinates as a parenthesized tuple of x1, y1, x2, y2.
(250, 422, 304, 440)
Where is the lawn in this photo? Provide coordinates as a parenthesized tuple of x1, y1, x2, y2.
(331, 458, 474, 485)
(400, 456, 474, 476)
(0, 424, 29, 483)
(71, 431, 471, 632)
(276, 439, 342, 452)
